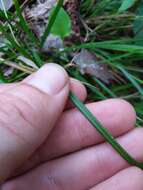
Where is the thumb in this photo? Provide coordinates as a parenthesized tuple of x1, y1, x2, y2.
(0, 63, 69, 183)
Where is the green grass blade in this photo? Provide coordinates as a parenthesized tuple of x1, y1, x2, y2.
(68, 70, 106, 99)
(70, 91, 143, 169)
(0, 25, 32, 59)
(13, 0, 39, 46)
(40, 0, 64, 48)
(0, 0, 19, 45)
(82, 82, 107, 100)
(118, 66, 143, 96)
(93, 77, 116, 98)
(31, 50, 43, 67)
(69, 41, 143, 53)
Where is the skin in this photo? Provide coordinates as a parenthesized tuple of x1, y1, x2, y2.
(0, 63, 142, 189)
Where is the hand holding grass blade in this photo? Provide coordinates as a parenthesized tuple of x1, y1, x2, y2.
(24, 0, 143, 170)
(70, 91, 143, 170)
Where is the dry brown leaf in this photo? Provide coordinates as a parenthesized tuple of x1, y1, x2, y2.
(73, 49, 114, 84)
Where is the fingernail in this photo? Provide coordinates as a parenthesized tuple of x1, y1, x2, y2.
(25, 63, 69, 95)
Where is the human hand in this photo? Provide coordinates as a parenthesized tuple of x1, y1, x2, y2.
(0, 64, 143, 190)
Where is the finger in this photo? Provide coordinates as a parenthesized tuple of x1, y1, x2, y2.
(16, 99, 135, 174)
(38, 99, 136, 160)
(0, 78, 87, 177)
(0, 79, 86, 106)
(0, 63, 69, 183)
(0, 83, 18, 93)
(66, 78, 87, 109)
(91, 167, 143, 190)
(3, 128, 143, 190)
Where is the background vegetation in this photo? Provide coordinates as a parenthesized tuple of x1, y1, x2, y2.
(0, 0, 143, 128)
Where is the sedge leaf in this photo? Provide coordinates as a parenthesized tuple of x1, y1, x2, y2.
(119, 0, 137, 12)
(13, 0, 39, 46)
(70, 91, 143, 170)
(133, 3, 143, 45)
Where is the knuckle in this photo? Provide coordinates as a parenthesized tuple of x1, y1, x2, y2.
(0, 94, 32, 125)
(0, 94, 37, 144)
